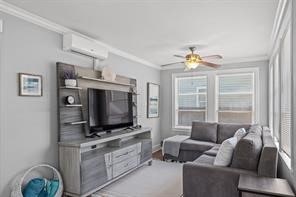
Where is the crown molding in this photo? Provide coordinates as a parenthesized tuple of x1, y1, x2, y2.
(161, 55, 269, 70)
(0, 1, 160, 70)
(268, 0, 288, 56)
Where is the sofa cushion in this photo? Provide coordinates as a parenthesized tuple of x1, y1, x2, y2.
(214, 137, 238, 166)
(248, 124, 262, 136)
(217, 123, 250, 144)
(204, 144, 220, 156)
(191, 121, 218, 143)
(234, 128, 247, 140)
(231, 132, 263, 171)
(193, 154, 215, 165)
(180, 139, 215, 152)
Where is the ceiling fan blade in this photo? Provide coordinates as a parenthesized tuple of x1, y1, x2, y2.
(201, 55, 223, 60)
(199, 61, 221, 69)
(161, 61, 184, 67)
(173, 55, 185, 59)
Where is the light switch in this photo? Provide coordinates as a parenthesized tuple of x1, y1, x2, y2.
(0, 20, 3, 33)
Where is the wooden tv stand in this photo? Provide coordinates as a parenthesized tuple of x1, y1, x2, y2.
(56, 63, 152, 196)
(59, 127, 152, 197)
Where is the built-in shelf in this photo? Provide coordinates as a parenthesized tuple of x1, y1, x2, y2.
(79, 76, 134, 87)
(65, 121, 87, 125)
(60, 86, 82, 90)
(65, 104, 83, 107)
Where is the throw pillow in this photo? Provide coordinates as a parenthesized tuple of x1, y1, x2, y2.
(214, 137, 238, 166)
(231, 132, 263, 170)
(248, 124, 262, 136)
(233, 128, 247, 140)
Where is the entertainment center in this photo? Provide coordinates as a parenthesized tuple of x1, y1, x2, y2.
(56, 62, 152, 197)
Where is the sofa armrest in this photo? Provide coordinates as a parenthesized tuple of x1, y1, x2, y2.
(183, 162, 256, 197)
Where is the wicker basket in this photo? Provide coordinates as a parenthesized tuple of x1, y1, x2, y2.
(10, 164, 63, 197)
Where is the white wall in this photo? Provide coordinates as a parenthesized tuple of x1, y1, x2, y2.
(160, 60, 269, 140)
(0, 11, 160, 196)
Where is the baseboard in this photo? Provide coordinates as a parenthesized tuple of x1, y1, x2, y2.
(152, 144, 161, 153)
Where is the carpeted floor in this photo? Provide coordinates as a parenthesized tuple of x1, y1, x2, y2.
(93, 160, 183, 197)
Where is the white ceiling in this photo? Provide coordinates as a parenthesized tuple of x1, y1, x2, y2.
(4, 0, 278, 67)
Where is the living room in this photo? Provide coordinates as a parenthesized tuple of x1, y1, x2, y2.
(0, 0, 295, 197)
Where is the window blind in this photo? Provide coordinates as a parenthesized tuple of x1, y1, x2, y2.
(217, 73, 254, 124)
(280, 26, 292, 156)
(175, 76, 207, 127)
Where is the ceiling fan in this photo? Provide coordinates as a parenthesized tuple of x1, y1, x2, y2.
(161, 47, 222, 70)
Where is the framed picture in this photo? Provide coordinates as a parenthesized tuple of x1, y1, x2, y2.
(147, 82, 159, 118)
(19, 73, 43, 96)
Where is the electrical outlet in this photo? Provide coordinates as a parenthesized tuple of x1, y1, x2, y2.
(0, 20, 3, 33)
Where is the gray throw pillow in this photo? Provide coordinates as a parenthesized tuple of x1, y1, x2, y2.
(191, 121, 218, 143)
(248, 124, 262, 136)
(217, 123, 250, 144)
(231, 132, 263, 170)
(214, 137, 238, 166)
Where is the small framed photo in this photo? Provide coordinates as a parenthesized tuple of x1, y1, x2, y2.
(147, 82, 159, 118)
(19, 73, 43, 97)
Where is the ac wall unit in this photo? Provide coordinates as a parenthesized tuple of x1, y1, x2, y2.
(63, 34, 108, 60)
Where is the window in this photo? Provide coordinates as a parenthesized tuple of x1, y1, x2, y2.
(279, 25, 292, 157)
(172, 68, 259, 129)
(174, 76, 207, 128)
(269, 23, 292, 160)
(217, 73, 255, 124)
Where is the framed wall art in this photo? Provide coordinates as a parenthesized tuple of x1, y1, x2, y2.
(19, 73, 43, 97)
(147, 82, 159, 118)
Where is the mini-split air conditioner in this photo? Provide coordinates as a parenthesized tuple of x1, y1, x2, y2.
(63, 34, 109, 60)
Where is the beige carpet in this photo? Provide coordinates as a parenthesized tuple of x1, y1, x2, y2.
(93, 160, 183, 197)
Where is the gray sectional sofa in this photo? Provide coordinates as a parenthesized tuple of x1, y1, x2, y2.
(174, 121, 278, 197)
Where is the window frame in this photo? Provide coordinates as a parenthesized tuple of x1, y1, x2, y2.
(279, 22, 292, 158)
(172, 67, 260, 131)
(215, 71, 258, 124)
(172, 73, 208, 130)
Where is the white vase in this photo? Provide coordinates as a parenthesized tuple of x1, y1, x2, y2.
(65, 79, 77, 87)
(102, 66, 116, 81)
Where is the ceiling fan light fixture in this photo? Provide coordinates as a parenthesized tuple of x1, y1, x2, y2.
(185, 54, 201, 69)
(185, 61, 199, 69)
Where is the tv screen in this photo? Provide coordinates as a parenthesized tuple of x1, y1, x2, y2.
(88, 88, 133, 134)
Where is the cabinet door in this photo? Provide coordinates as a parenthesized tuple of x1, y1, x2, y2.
(80, 154, 110, 194)
(140, 140, 152, 163)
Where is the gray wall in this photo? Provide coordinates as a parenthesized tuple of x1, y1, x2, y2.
(160, 60, 269, 140)
(0, 12, 160, 196)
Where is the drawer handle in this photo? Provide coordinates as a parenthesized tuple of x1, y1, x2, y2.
(116, 152, 129, 158)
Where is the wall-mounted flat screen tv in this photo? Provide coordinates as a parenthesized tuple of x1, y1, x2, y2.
(87, 88, 133, 135)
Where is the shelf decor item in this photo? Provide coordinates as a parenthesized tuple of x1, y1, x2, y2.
(64, 70, 77, 87)
(147, 83, 159, 118)
(19, 73, 43, 97)
(65, 95, 75, 105)
(102, 66, 116, 81)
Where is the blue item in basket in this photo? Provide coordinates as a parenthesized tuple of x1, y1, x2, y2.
(47, 180, 59, 197)
(22, 178, 46, 197)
